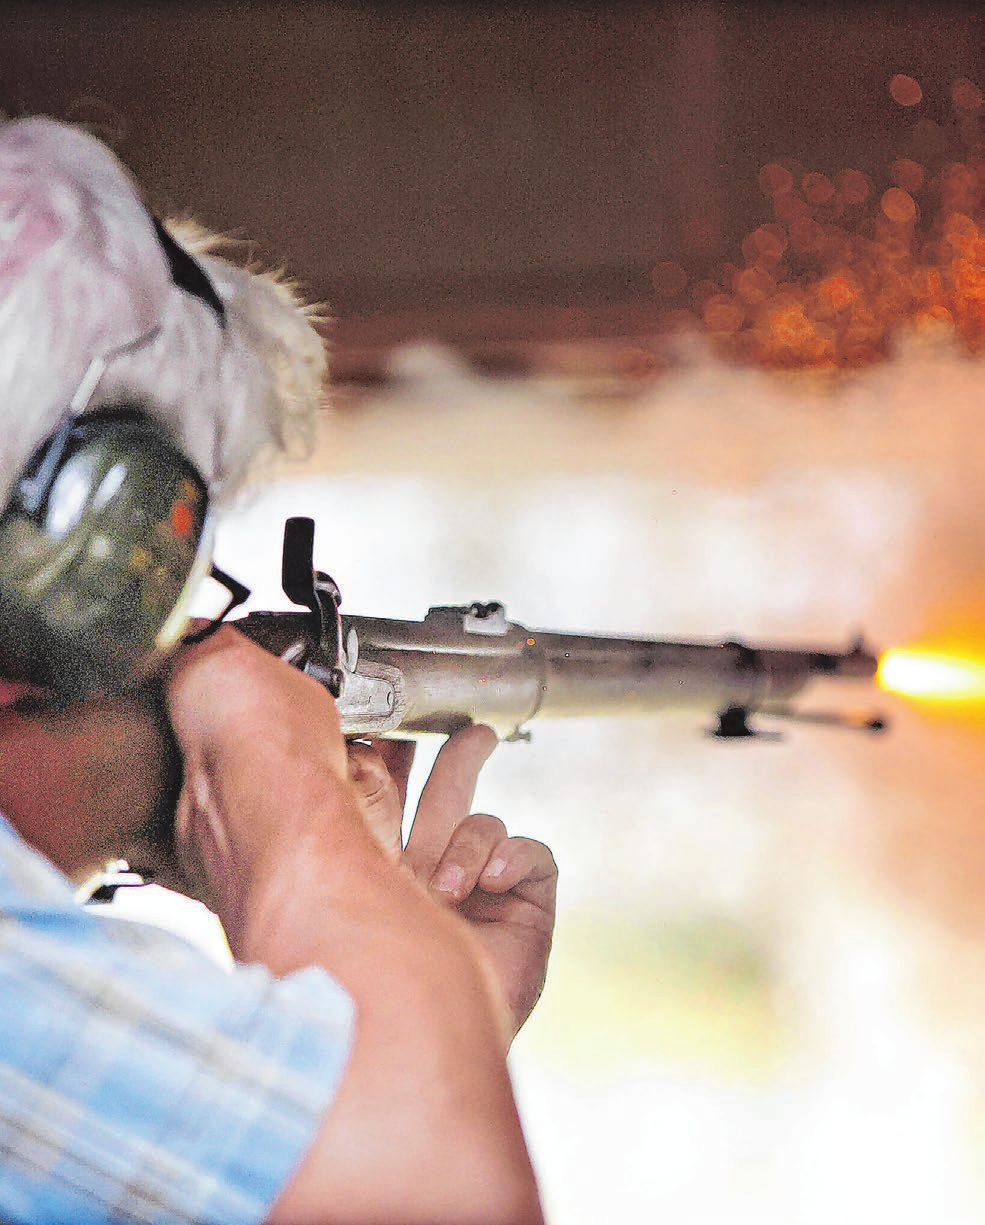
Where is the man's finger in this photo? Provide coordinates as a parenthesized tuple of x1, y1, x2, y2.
(404, 724, 498, 876)
(347, 741, 404, 860)
(477, 836, 557, 895)
(429, 813, 508, 901)
(371, 739, 417, 811)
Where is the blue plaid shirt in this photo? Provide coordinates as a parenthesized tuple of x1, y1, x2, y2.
(0, 814, 354, 1225)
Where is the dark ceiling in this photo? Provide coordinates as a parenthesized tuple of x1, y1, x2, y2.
(2, 1, 981, 375)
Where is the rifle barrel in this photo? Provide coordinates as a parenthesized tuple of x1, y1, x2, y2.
(236, 605, 879, 740)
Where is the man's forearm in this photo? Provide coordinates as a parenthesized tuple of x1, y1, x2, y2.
(165, 630, 544, 1223)
(227, 782, 543, 1225)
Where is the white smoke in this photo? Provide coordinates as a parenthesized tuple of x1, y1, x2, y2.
(206, 336, 985, 1223)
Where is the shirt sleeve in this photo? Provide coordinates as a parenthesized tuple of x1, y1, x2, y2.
(0, 816, 354, 1225)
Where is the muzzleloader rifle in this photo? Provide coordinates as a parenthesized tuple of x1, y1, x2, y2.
(233, 518, 886, 742)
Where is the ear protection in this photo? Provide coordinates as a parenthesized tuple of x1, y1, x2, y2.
(0, 404, 213, 698)
(0, 219, 232, 699)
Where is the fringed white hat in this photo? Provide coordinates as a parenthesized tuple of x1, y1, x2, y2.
(0, 116, 327, 507)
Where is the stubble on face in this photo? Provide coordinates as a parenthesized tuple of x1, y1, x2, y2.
(0, 688, 180, 878)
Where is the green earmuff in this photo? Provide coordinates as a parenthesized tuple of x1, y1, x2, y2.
(0, 220, 236, 699)
(0, 407, 212, 698)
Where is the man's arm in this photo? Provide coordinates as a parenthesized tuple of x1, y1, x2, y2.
(167, 629, 545, 1225)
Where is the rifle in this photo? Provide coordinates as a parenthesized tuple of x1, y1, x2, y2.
(232, 518, 885, 742)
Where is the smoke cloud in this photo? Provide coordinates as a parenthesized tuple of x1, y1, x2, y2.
(211, 330, 985, 1222)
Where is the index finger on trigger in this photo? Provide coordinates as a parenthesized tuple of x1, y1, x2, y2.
(404, 724, 498, 875)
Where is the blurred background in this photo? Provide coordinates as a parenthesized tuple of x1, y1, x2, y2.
(5, 3, 985, 1220)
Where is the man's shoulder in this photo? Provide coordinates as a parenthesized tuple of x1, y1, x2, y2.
(0, 812, 355, 1225)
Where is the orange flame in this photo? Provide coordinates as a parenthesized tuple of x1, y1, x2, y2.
(878, 647, 985, 703)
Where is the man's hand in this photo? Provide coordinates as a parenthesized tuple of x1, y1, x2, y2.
(349, 726, 558, 1041)
(164, 624, 356, 952)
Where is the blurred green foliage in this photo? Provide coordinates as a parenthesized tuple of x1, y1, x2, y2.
(523, 909, 788, 1081)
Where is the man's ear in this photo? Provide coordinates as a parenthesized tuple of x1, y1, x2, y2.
(0, 170, 63, 285)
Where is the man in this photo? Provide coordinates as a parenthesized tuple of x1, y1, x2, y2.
(0, 117, 556, 1224)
